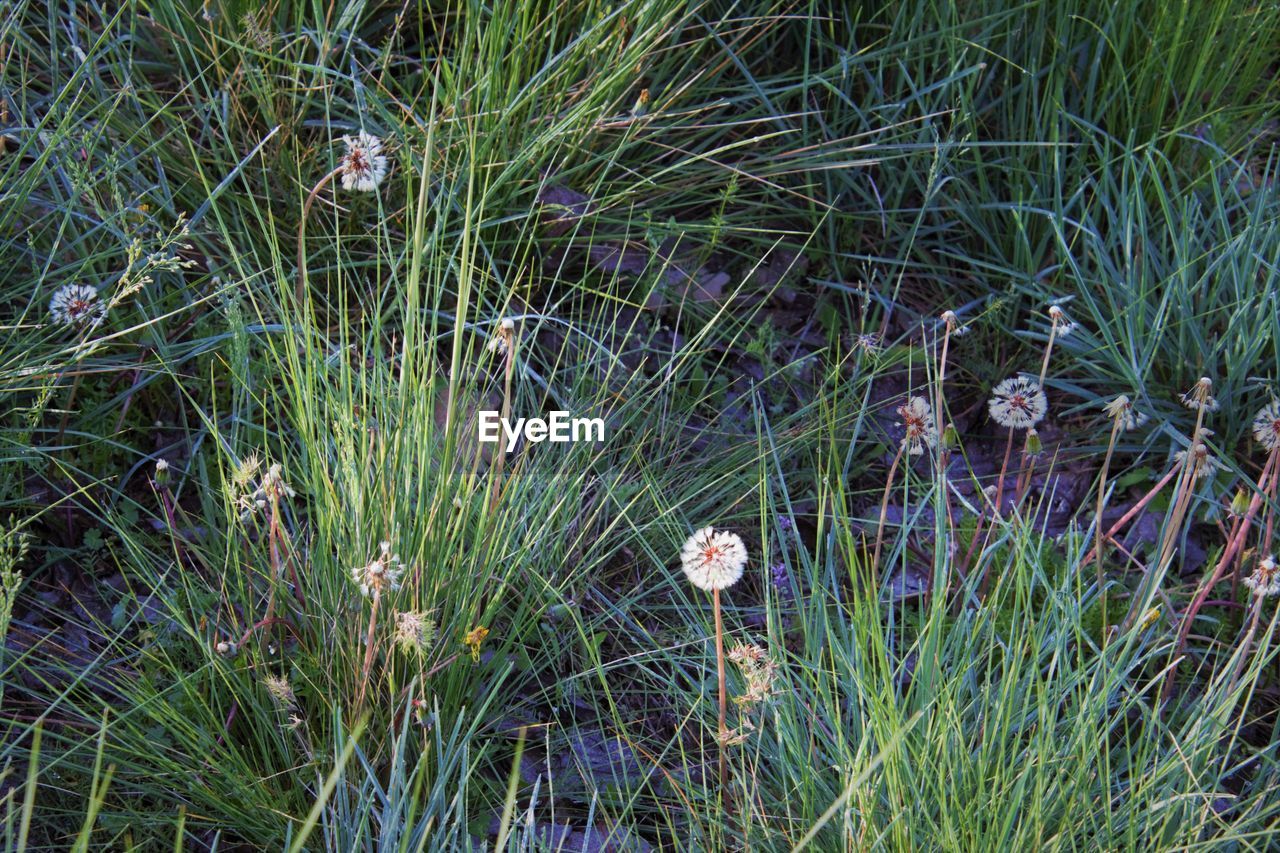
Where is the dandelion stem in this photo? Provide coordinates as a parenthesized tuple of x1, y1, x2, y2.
(1229, 593, 1266, 692)
(489, 324, 517, 512)
(1123, 444, 1205, 633)
(993, 427, 1015, 519)
(1013, 446, 1032, 511)
(713, 587, 728, 794)
(935, 321, 957, 599)
(1095, 418, 1123, 630)
(356, 588, 382, 717)
(296, 166, 344, 307)
(1082, 463, 1182, 565)
(1037, 313, 1059, 387)
(934, 321, 953, 443)
(1164, 452, 1276, 704)
(871, 444, 906, 584)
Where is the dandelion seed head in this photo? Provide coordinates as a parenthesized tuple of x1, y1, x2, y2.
(1173, 440, 1221, 481)
(339, 131, 388, 192)
(1180, 378, 1218, 413)
(679, 527, 747, 591)
(487, 317, 517, 354)
(351, 541, 404, 597)
(1244, 555, 1280, 598)
(1180, 391, 1218, 412)
(895, 396, 937, 455)
(1252, 400, 1280, 451)
(48, 284, 106, 328)
(1103, 395, 1148, 431)
(1047, 304, 1078, 336)
(988, 376, 1047, 429)
(260, 463, 295, 501)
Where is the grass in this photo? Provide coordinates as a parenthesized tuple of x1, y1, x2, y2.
(3, 0, 1280, 849)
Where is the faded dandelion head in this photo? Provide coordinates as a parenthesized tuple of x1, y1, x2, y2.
(1180, 377, 1218, 413)
(237, 460, 295, 520)
(260, 463, 295, 501)
(680, 527, 747, 592)
(1103, 395, 1148, 431)
(988, 376, 1047, 429)
(939, 310, 970, 336)
(351, 541, 405, 597)
(394, 610, 437, 655)
(339, 131, 388, 192)
(1251, 400, 1280, 451)
(215, 640, 237, 657)
(49, 284, 107, 328)
(1244, 555, 1280, 598)
(262, 673, 295, 709)
(895, 396, 937, 456)
(1047, 303, 1078, 336)
(1173, 431, 1221, 481)
(487, 317, 517, 355)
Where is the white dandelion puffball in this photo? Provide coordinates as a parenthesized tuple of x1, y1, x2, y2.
(1252, 400, 1280, 451)
(680, 527, 747, 591)
(896, 396, 937, 455)
(339, 131, 388, 192)
(988, 376, 1047, 429)
(49, 284, 106, 327)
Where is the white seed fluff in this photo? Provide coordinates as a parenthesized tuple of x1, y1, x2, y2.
(339, 131, 388, 192)
(988, 376, 1047, 429)
(680, 527, 747, 592)
(351, 540, 404, 597)
(1103, 395, 1148, 431)
(1252, 400, 1280, 451)
(48, 284, 106, 327)
(896, 396, 937, 455)
(1244, 555, 1280, 598)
